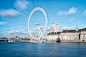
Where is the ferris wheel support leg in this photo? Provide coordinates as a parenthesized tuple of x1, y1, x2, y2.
(37, 25, 42, 36)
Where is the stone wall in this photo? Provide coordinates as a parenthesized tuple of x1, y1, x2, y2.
(80, 31, 86, 41)
(46, 31, 86, 42)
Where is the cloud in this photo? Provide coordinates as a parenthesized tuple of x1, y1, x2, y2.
(48, 27, 50, 30)
(18, 26, 26, 28)
(57, 7, 77, 15)
(68, 7, 77, 14)
(69, 18, 74, 22)
(57, 11, 68, 15)
(12, 27, 19, 30)
(29, 26, 50, 34)
(4, 28, 11, 30)
(29, 30, 38, 33)
(62, 26, 76, 30)
(79, 25, 86, 28)
(4, 26, 27, 32)
(4, 26, 50, 37)
(11, 27, 27, 31)
(61, 25, 86, 30)
(5, 30, 28, 38)
(0, 21, 8, 25)
(60, 25, 64, 27)
(79, 25, 86, 27)
(83, 9, 86, 16)
(0, 9, 19, 17)
(14, 0, 31, 10)
(20, 29, 27, 31)
(31, 26, 46, 30)
(5, 27, 19, 31)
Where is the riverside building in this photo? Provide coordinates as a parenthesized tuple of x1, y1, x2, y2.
(46, 23, 86, 42)
(50, 23, 59, 33)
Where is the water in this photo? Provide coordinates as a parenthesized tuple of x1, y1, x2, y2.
(0, 41, 86, 57)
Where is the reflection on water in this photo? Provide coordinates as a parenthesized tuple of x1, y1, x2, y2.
(0, 41, 86, 57)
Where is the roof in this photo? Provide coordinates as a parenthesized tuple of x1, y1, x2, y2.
(48, 28, 86, 34)
(62, 28, 86, 33)
(62, 30, 75, 33)
(48, 32, 61, 35)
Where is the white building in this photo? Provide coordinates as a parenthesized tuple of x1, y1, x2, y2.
(50, 23, 59, 33)
(46, 23, 86, 42)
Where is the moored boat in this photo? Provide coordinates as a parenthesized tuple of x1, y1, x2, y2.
(8, 40, 15, 42)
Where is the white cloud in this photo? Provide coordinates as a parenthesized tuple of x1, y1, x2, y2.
(57, 11, 68, 15)
(48, 27, 50, 30)
(79, 25, 86, 27)
(79, 25, 86, 28)
(4, 26, 27, 32)
(4, 28, 11, 30)
(29, 30, 38, 33)
(5, 30, 28, 38)
(4, 26, 50, 37)
(69, 18, 74, 22)
(20, 29, 27, 31)
(11, 27, 15, 29)
(8, 30, 20, 33)
(83, 9, 86, 16)
(18, 26, 26, 28)
(68, 7, 77, 14)
(31, 26, 46, 30)
(0, 9, 19, 17)
(29, 26, 50, 34)
(61, 25, 86, 30)
(14, 0, 31, 10)
(62, 26, 76, 30)
(0, 21, 8, 25)
(5, 27, 18, 30)
(57, 7, 77, 15)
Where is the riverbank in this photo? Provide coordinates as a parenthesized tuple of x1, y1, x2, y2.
(44, 41, 86, 43)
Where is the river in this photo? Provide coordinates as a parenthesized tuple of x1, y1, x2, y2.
(0, 41, 86, 57)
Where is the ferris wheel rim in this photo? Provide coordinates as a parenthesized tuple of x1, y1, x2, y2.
(27, 6, 48, 39)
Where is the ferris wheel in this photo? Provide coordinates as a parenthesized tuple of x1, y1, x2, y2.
(27, 6, 48, 39)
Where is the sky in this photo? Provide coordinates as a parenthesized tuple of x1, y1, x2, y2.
(0, 0, 86, 38)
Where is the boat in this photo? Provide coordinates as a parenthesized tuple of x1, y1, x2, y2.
(8, 40, 15, 42)
(29, 40, 43, 43)
(33, 40, 43, 43)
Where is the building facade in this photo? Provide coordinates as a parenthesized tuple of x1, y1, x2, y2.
(46, 23, 86, 42)
(50, 23, 59, 33)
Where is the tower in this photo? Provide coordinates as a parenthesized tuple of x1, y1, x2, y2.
(50, 23, 59, 33)
(76, 24, 78, 31)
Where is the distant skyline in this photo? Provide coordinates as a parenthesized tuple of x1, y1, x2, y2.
(0, 0, 86, 38)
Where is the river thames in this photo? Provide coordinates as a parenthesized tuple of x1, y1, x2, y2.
(0, 41, 86, 57)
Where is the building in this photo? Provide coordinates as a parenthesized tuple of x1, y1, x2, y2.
(50, 23, 59, 33)
(46, 23, 86, 42)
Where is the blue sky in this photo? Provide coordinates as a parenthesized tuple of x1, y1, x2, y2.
(0, 0, 86, 38)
